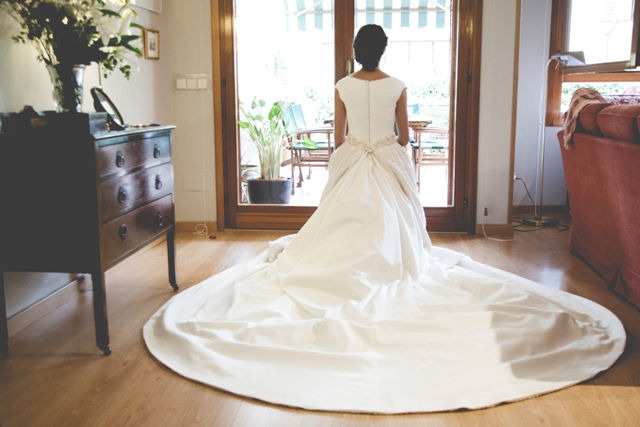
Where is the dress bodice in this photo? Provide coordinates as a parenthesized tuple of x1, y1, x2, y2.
(335, 76, 406, 144)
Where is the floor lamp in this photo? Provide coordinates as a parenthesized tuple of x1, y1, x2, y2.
(523, 51, 586, 227)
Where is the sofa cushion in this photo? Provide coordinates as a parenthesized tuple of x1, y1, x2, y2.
(596, 105, 640, 143)
(577, 103, 611, 135)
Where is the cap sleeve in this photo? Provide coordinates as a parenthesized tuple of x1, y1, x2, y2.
(392, 78, 406, 101)
(335, 76, 349, 95)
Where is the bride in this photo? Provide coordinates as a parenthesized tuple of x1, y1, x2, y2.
(144, 25, 625, 413)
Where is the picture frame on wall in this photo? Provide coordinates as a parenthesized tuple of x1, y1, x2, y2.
(144, 29, 160, 60)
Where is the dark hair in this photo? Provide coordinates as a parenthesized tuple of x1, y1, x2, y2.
(353, 24, 388, 72)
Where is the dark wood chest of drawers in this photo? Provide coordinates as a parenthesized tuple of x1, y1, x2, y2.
(0, 112, 178, 355)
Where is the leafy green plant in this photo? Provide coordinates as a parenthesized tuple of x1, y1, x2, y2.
(407, 78, 451, 102)
(238, 98, 316, 180)
(0, 0, 142, 79)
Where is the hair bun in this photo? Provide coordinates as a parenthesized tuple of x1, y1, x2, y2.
(353, 24, 388, 72)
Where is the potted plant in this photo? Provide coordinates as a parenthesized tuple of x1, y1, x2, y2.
(238, 98, 315, 204)
(0, 0, 142, 112)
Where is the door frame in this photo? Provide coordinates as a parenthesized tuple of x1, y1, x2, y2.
(212, 0, 482, 232)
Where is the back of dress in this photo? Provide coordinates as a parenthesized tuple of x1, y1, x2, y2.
(319, 74, 429, 256)
(335, 76, 405, 143)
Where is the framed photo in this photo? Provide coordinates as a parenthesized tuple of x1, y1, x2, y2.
(144, 29, 160, 60)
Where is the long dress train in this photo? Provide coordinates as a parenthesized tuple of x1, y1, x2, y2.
(143, 76, 625, 413)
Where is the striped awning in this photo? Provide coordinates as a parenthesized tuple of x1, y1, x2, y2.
(283, 0, 449, 32)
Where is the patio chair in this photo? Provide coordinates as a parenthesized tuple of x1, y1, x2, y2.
(410, 125, 450, 189)
(288, 104, 333, 194)
(407, 103, 420, 115)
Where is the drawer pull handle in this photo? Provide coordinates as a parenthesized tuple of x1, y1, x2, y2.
(155, 212, 164, 227)
(153, 145, 161, 158)
(117, 187, 127, 204)
(155, 175, 163, 190)
(118, 224, 127, 241)
(116, 151, 125, 168)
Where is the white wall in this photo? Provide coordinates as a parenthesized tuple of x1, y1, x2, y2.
(476, 0, 518, 224)
(478, 0, 568, 224)
(166, 0, 217, 226)
(0, 6, 171, 318)
(513, 0, 567, 208)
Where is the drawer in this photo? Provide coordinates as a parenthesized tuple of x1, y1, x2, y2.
(101, 194, 174, 267)
(99, 163, 173, 221)
(97, 135, 171, 177)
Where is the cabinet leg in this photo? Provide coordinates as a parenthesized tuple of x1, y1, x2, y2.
(91, 271, 111, 356)
(167, 228, 179, 291)
(0, 272, 8, 356)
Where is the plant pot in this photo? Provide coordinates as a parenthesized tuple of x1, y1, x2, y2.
(246, 177, 292, 204)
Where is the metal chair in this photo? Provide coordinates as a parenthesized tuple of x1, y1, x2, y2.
(410, 125, 450, 189)
(288, 104, 333, 193)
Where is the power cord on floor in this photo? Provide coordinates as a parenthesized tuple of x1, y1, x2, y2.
(482, 221, 516, 242)
(515, 177, 538, 218)
(512, 219, 541, 232)
(194, 223, 209, 236)
(194, 223, 217, 239)
(513, 177, 570, 232)
(551, 213, 570, 232)
(481, 207, 516, 242)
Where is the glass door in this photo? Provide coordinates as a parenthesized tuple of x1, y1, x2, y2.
(355, 0, 453, 207)
(236, 0, 337, 207)
(218, 0, 480, 231)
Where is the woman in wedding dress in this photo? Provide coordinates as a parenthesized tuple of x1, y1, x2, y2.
(144, 25, 625, 413)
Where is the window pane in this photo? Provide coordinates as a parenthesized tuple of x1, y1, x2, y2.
(236, 0, 335, 206)
(561, 81, 640, 110)
(569, 0, 635, 65)
(360, 0, 453, 207)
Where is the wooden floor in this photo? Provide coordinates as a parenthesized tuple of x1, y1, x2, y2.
(1, 226, 639, 427)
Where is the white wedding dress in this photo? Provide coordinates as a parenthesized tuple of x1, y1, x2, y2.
(144, 76, 625, 413)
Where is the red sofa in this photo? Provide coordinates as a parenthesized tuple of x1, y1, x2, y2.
(558, 98, 640, 309)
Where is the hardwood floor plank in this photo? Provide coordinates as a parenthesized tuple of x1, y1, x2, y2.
(1, 228, 639, 426)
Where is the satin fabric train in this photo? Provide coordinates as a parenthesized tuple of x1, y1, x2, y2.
(144, 75, 624, 412)
(144, 133, 625, 413)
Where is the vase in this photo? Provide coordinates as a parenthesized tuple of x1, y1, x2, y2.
(46, 64, 86, 113)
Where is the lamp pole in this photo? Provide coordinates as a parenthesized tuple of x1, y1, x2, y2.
(522, 51, 585, 228)
(523, 57, 558, 228)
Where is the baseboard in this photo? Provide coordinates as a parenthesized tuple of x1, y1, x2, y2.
(176, 221, 218, 233)
(7, 274, 88, 338)
(475, 223, 515, 239)
(512, 205, 570, 218)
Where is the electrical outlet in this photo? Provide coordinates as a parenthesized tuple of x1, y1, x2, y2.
(483, 207, 488, 217)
